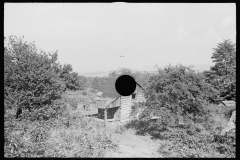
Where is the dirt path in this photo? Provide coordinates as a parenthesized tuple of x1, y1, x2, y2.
(105, 126, 163, 158)
(71, 104, 163, 157)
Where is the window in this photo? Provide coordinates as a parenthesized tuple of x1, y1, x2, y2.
(132, 93, 136, 99)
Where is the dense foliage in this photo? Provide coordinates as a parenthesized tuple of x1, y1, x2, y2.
(4, 106, 118, 157)
(4, 36, 117, 158)
(59, 64, 83, 91)
(4, 35, 64, 114)
(145, 64, 219, 121)
(126, 59, 235, 157)
(127, 102, 235, 158)
(203, 39, 236, 101)
(5, 35, 235, 158)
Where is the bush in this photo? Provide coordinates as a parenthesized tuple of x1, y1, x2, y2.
(144, 64, 219, 129)
(127, 102, 235, 158)
(158, 127, 235, 158)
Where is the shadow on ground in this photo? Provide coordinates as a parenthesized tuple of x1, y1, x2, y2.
(124, 119, 170, 140)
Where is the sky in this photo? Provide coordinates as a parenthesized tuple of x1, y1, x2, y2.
(4, 3, 236, 77)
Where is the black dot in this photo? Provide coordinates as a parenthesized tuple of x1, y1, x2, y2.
(115, 75, 136, 96)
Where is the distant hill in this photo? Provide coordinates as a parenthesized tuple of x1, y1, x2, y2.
(79, 63, 213, 77)
(79, 71, 109, 77)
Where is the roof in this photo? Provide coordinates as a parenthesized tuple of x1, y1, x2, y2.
(99, 78, 121, 98)
(94, 97, 104, 101)
(97, 97, 116, 109)
(99, 77, 144, 99)
(135, 80, 145, 90)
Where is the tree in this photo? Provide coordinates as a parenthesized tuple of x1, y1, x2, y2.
(78, 75, 88, 90)
(4, 35, 64, 117)
(204, 39, 236, 101)
(108, 70, 118, 78)
(90, 77, 106, 91)
(59, 64, 82, 91)
(145, 64, 219, 121)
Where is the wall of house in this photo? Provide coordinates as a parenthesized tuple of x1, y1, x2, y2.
(120, 95, 132, 121)
(134, 85, 146, 103)
(136, 92, 146, 102)
(98, 107, 120, 120)
(119, 85, 146, 122)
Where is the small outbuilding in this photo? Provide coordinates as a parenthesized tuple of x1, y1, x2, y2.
(98, 77, 146, 122)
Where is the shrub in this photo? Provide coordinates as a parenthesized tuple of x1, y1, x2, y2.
(145, 64, 219, 117)
(158, 128, 235, 158)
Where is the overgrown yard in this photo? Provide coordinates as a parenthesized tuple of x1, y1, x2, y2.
(4, 36, 235, 158)
(4, 90, 118, 157)
(4, 89, 235, 158)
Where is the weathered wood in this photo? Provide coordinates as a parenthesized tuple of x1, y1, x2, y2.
(121, 114, 131, 119)
(121, 110, 132, 115)
(104, 108, 107, 124)
(121, 108, 132, 113)
(120, 96, 132, 121)
(121, 112, 132, 117)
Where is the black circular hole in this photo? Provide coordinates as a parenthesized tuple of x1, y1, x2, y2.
(115, 75, 136, 96)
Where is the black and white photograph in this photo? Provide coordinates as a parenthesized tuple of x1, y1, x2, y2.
(4, 3, 235, 158)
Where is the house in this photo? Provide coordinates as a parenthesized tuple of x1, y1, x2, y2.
(98, 77, 146, 122)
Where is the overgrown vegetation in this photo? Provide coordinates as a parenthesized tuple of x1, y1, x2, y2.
(203, 39, 236, 101)
(4, 35, 235, 158)
(124, 40, 235, 158)
(4, 36, 117, 157)
(4, 36, 65, 116)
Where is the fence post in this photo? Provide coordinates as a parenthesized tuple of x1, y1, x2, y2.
(104, 108, 107, 125)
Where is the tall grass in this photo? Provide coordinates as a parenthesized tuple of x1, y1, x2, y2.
(4, 98, 118, 158)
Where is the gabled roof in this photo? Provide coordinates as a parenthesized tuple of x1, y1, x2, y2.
(99, 78, 120, 98)
(99, 77, 144, 99)
(135, 80, 145, 90)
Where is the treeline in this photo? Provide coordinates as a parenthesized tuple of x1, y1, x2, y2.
(5, 35, 235, 118)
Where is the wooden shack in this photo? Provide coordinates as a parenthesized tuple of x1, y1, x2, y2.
(98, 77, 146, 122)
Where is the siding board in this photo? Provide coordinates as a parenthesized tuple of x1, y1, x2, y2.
(121, 111, 132, 115)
